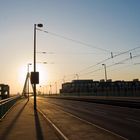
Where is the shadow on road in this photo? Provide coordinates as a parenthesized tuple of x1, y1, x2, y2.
(0, 100, 28, 140)
(34, 110, 44, 140)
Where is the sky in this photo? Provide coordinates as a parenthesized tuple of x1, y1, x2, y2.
(0, 0, 140, 94)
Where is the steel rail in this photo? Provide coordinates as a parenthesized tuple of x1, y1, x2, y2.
(37, 98, 127, 140)
(30, 101, 69, 140)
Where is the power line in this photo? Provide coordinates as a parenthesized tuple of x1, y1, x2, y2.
(38, 28, 140, 71)
(79, 53, 140, 77)
(37, 28, 111, 53)
(37, 28, 140, 81)
(77, 46, 140, 74)
(113, 46, 140, 58)
(48, 53, 140, 84)
(78, 56, 111, 74)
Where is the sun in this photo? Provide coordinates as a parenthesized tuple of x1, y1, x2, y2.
(18, 64, 48, 89)
(18, 65, 27, 86)
(36, 64, 49, 85)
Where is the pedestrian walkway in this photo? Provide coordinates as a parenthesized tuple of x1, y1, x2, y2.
(0, 99, 59, 140)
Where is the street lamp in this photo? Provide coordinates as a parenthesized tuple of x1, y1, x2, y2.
(37, 62, 47, 64)
(75, 74, 79, 80)
(37, 51, 46, 54)
(102, 64, 107, 81)
(27, 63, 32, 101)
(33, 23, 43, 110)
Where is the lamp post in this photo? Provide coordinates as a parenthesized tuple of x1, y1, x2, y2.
(27, 63, 32, 101)
(75, 74, 79, 80)
(33, 23, 43, 110)
(102, 64, 107, 81)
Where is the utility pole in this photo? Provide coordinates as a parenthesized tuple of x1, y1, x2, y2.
(33, 23, 43, 110)
(27, 63, 32, 101)
(102, 64, 107, 81)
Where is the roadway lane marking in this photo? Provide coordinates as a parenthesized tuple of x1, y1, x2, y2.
(59, 109, 128, 140)
(30, 100, 69, 140)
(36, 107, 69, 140)
(37, 98, 128, 140)
(40, 99, 128, 140)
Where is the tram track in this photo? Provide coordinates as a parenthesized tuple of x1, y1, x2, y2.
(36, 107, 69, 140)
(35, 97, 126, 140)
(31, 100, 69, 140)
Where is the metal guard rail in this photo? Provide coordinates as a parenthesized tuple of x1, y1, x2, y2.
(0, 95, 21, 119)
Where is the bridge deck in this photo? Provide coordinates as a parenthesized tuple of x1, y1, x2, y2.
(0, 97, 125, 140)
(0, 99, 59, 140)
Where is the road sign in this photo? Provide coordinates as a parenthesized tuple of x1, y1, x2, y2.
(31, 72, 39, 84)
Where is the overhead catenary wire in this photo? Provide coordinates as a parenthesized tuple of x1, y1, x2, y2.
(37, 28, 140, 82)
(37, 28, 140, 72)
(37, 28, 111, 53)
(78, 53, 140, 78)
(42, 53, 140, 85)
(77, 46, 140, 74)
(105, 53, 140, 69)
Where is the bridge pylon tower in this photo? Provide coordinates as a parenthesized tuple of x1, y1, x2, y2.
(22, 72, 33, 97)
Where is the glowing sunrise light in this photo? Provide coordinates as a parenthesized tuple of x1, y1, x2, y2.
(18, 65, 27, 86)
(18, 64, 48, 85)
(36, 64, 48, 85)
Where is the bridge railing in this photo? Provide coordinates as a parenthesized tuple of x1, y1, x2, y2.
(0, 95, 21, 119)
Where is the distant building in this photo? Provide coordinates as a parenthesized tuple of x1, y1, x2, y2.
(60, 79, 140, 97)
(0, 84, 10, 99)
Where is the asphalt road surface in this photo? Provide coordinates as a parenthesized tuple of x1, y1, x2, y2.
(36, 97, 140, 140)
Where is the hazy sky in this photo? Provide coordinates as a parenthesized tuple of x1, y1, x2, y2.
(0, 0, 140, 94)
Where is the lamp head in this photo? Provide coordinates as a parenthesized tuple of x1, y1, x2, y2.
(28, 63, 32, 66)
(37, 24, 43, 28)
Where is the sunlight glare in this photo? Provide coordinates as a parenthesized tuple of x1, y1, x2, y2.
(36, 64, 48, 85)
(18, 65, 27, 86)
(18, 64, 48, 86)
